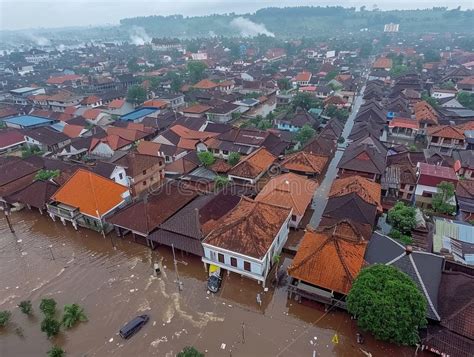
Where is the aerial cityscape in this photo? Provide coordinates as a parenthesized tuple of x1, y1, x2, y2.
(0, 2, 473, 357)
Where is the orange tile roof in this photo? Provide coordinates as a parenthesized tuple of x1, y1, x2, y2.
(108, 99, 125, 109)
(143, 99, 168, 108)
(46, 74, 82, 85)
(329, 176, 382, 212)
(281, 151, 328, 175)
(62, 124, 85, 138)
(51, 169, 129, 218)
(83, 108, 103, 120)
(256, 173, 318, 216)
(170, 124, 217, 140)
(182, 103, 212, 114)
(107, 126, 147, 141)
(373, 57, 393, 69)
(288, 224, 367, 294)
(389, 117, 419, 130)
(136, 141, 161, 156)
(81, 95, 101, 105)
(229, 147, 276, 179)
(458, 75, 474, 85)
(63, 106, 78, 115)
(193, 79, 218, 89)
(294, 71, 312, 82)
(427, 125, 466, 140)
(414, 101, 439, 125)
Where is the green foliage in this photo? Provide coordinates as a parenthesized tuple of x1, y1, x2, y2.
(387, 202, 417, 235)
(432, 181, 456, 215)
(277, 78, 291, 91)
(227, 152, 241, 166)
(177, 346, 204, 357)
(347, 265, 427, 345)
(457, 92, 474, 110)
(21, 145, 42, 158)
(325, 105, 349, 122)
(214, 176, 229, 189)
(41, 317, 61, 338)
(197, 151, 215, 167)
(127, 85, 147, 105)
(390, 65, 408, 77)
(62, 304, 87, 329)
(0, 310, 11, 327)
(421, 93, 439, 109)
(439, 80, 456, 90)
(40, 298, 57, 318)
(337, 137, 345, 144)
(48, 346, 65, 357)
(325, 70, 339, 81)
(359, 41, 373, 58)
(35, 169, 60, 181)
(18, 300, 33, 315)
(295, 124, 316, 145)
(423, 49, 441, 63)
(127, 57, 140, 73)
(389, 229, 413, 245)
(291, 92, 322, 111)
(187, 61, 207, 83)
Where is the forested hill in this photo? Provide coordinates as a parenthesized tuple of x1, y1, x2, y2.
(120, 6, 474, 38)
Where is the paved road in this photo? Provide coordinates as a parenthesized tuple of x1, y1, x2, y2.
(309, 83, 367, 228)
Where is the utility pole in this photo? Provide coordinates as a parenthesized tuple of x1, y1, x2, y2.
(241, 322, 245, 344)
(4, 209, 14, 233)
(172, 244, 183, 292)
(48, 244, 55, 260)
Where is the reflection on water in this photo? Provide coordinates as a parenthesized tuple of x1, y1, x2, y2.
(0, 211, 423, 356)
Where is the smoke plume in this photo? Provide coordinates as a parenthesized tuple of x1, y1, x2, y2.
(129, 26, 152, 45)
(24, 33, 51, 46)
(230, 17, 275, 37)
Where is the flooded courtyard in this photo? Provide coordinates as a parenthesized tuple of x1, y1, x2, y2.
(1, 210, 423, 356)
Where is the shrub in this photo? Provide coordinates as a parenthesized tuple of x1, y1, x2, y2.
(62, 304, 87, 329)
(48, 346, 65, 357)
(40, 298, 57, 317)
(0, 310, 11, 327)
(177, 346, 205, 357)
(18, 300, 33, 315)
(41, 317, 61, 338)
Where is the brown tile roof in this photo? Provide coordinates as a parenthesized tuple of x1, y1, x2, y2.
(107, 126, 148, 141)
(193, 79, 218, 89)
(182, 103, 212, 114)
(373, 57, 393, 69)
(203, 197, 291, 259)
(90, 135, 132, 151)
(114, 152, 163, 177)
(329, 176, 382, 212)
(51, 169, 129, 218)
(136, 141, 161, 157)
(456, 180, 474, 199)
(210, 159, 232, 174)
(281, 151, 328, 175)
(288, 223, 367, 295)
(228, 147, 276, 179)
(414, 101, 439, 125)
(256, 173, 317, 216)
(6, 180, 59, 209)
(108, 99, 125, 109)
(428, 125, 466, 140)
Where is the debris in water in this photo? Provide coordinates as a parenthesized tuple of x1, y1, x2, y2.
(220, 343, 226, 350)
(109, 338, 114, 343)
(17, 239, 22, 243)
(264, 287, 269, 292)
(153, 321, 156, 326)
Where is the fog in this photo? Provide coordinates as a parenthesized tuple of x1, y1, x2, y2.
(0, 0, 472, 31)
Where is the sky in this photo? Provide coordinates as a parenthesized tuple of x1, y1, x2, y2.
(0, 0, 472, 31)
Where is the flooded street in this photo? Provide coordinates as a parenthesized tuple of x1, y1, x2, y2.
(1, 211, 422, 356)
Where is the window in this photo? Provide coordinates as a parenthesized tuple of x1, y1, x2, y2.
(223, 150, 229, 155)
(119, 173, 123, 180)
(291, 214, 297, 221)
(230, 257, 237, 267)
(244, 261, 251, 272)
(159, 161, 163, 166)
(150, 176, 154, 182)
(218, 253, 224, 263)
(210, 251, 216, 261)
(142, 169, 147, 175)
(143, 180, 147, 186)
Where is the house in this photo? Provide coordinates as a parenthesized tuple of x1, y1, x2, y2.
(456, 180, 474, 221)
(4, 115, 54, 129)
(193, 79, 218, 90)
(372, 57, 392, 71)
(256, 173, 318, 228)
(0, 129, 26, 155)
(365, 232, 443, 321)
(106, 99, 135, 116)
(427, 124, 469, 156)
(280, 151, 328, 178)
(47, 169, 131, 232)
(159, 93, 185, 109)
(89, 135, 133, 158)
(431, 88, 457, 100)
(274, 107, 319, 132)
(149, 191, 240, 255)
(414, 101, 439, 131)
(9, 87, 45, 105)
(113, 152, 165, 197)
(46, 74, 83, 88)
(433, 218, 474, 266)
(388, 118, 420, 139)
(205, 103, 240, 123)
(453, 150, 474, 179)
(181, 104, 212, 118)
(120, 107, 160, 122)
(287, 222, 367, 308)
(107, 183, 199, 246)
(92, 161, 128, 187)
(228, 147, 276, 188)
(292, 71, 312, 87)
(415, 163, 458, 209)
(0, 157, 41, 206)
(6, 180, 60, 214)
(456, 75, 474, 92)
(337, 142, 387, 182)
(24, 127, 71, 153)
(24, 48, 49, 64)
(329, 176, 382, 213)
(201, 197, 292, 287)
(421, 270, 474, 357)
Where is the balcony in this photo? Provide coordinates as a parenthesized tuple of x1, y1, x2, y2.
(46, 203, 80, 220)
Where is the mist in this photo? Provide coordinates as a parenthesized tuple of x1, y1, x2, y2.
(230, 17, 275, 37)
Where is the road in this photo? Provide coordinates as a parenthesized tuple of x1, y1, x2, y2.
(309, 83, 367, 228)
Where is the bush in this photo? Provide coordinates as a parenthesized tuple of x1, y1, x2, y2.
(41, 317, 61, 338)
(40, 298, 57, 317)
(387, 202, 417, 235)
(347, 265, 427, 345)
(18, 300, 33, 315)
(48, 346, 65, 357)
(389, 229, 413, 245)
(227, 152, 241, 166)
(35, 170, 60, 181)
(62, 304, 87, 329)
(177, 346, 204, 357)
(197, 151, 215, 167)
(0, 310, 11, 327)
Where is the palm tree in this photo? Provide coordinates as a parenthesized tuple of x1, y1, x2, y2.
(273, 254, 281, 284)
(62, 304, 87, 329)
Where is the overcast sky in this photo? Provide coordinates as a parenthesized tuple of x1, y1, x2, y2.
(1, 0, 472, 31)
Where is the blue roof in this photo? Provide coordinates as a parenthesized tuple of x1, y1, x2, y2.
(120, 107, 158, 121)
(4, 115, 52, 127)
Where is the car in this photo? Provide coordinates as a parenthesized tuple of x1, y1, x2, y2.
(119, 314, 149, 339)
(207, 266, 222, 293)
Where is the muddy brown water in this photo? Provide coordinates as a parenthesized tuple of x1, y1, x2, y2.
(1, 211, 426, 356)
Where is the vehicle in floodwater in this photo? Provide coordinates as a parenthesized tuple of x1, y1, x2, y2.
(207, 265, 222, 293)
(119, 314, 149, 339)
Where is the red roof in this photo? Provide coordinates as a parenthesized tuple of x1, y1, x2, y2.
(418, 163, 458, 186)
(294, 71, 312, 82)
(46, 74, 82, 85)
(389, 117, 419, 130)
(108, 99, 125, 109)
(0, 129, 25, 149)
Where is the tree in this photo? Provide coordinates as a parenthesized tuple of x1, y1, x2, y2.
(273, 254, 281, 283)
(197, 151, 215, 167)
(457, 92, 474, 110)
(41, 317, 61, 338)
(187, 61, 207, 83)
(390, 65, 408, 77)
(40, 298, 57, 318)
(228, 152, 241, 166)
(277, 78, 291, 91)
(295, 124, 316, 145)
(387, 202, 417, 235)
(35, 169, 60, 181)
(126, 85, 147, 105)
(347, 264, 427, 345)
(214, 176, 229, 189)
(0, 310, 11, 327)
(423, 49, 441, 63)
(440, 80, 455, 90)
(21, 145, 42, 158)
(359, 41, 373, 58)
(325, 70, 339, 81)
(48, 346, 65, 357)
(18, 300, 33, 315)
(421, 93, 439, 109)
(62, 304, 87, 329)
(127, 58, 140, 73)
(177, 346, 204, 357)
(291, 92, 321, 111)
(432, 181, 456, 215)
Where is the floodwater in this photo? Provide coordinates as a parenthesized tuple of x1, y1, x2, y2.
(0, 210, 424, 356)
